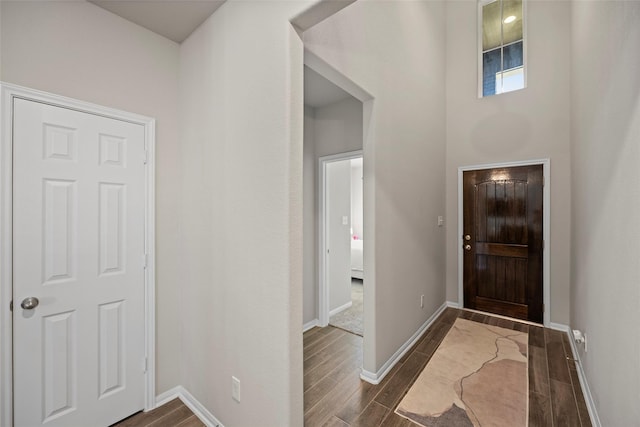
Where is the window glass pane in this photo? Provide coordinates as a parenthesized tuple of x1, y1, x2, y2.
(501, 67, 524, 93)
(502, 0, 523, 45)
(494, 71, 504, 95)
(480, 0, 525, 97)
(483, 48, 502, 96)
(483, 1, 502, 51)
(503, 40, 523, 70)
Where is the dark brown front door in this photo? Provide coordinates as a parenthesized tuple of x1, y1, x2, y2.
(463, 165, 543, 323)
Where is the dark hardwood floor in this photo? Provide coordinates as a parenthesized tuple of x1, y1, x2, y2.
(113, 307, 591, 427)
(111, 398, 205, 427)
(304, 307, 592, 427)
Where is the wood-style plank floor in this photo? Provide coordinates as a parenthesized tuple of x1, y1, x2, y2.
(304, 307, 593, 427)
(113, 307, 591, 427)
(111, 398, 205, 427)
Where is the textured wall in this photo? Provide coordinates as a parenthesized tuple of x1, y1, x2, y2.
(570, 1, 640, 424)
(303, 106, 318, 324)
(178, 1, 310, 424)
(327, 160, 353, 312)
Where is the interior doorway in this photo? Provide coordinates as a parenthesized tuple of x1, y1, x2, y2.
(0, 84, 157, 427)
(322, 154, 364, 336)
(302, 57, 371, 334)
(301, 49, 374, 381)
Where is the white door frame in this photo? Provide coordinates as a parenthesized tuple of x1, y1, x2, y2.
(457, 159, 550, 326)
(0, 82, 157, 426)
(318, 150, 363, 327)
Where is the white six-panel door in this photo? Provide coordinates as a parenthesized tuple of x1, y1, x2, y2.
(12, 98, 146, 426)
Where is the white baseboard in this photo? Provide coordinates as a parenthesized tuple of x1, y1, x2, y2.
(303, 319, 319, 332)
(155, 386, 224, 427)
(155, 386, 182, 407)
(446, 300, 460, 309)
(549, 322, 569, 332)
(329, 301, 352, 317)
(558, 325, 602, 427)
(360, 301, 448, 385)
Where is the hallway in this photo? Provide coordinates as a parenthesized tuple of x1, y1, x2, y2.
(304, 308, 592, 426)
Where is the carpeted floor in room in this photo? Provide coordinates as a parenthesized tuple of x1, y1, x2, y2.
(329, 279, 363, 336)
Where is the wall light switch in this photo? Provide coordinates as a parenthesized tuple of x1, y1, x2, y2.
(342, 216, 349, 225)
(438, 216, 444, 227)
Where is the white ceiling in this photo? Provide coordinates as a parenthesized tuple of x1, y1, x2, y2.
(304, 66, 353, 109)
(88, 0, 226, 43)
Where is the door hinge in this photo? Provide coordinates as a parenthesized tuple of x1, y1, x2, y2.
(144, 150, 149, 165)
(9, 300, 12, 312)
(143, 253, 148, 269)
(543, 176, 545, 187)
(143, 357, 148, 373)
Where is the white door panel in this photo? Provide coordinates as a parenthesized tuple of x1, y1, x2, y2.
(13, 98, 146, 427)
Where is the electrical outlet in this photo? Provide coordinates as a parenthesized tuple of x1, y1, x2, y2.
(420, 295, 424, 308)
(232, 376, 241, 402)
(573, 329, 587, 352)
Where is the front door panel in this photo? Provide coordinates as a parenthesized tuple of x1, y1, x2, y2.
(463, 165, 543, 323)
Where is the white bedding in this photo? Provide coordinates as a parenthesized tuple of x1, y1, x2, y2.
(351, 239, 363, 279)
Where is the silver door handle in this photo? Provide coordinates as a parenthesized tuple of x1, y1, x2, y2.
(20, 297, 39, 310)
(464, 244, 471, 251)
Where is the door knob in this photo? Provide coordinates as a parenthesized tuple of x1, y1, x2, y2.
(20, 297, 39, 310)
(464, 235, 471, 241)
(464, 244, 471, 251)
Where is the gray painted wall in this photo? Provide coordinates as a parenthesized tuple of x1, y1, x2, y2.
(351, 159, 364, 240)
(445, 0, 572, 325)
(314, 97, 364, 158)
(0, 0, 181, 395)
(178, 2, 309, 424)
(303, 106, 318, 325)
(570, 1, 640, 424)
(327, 160, 353, 312)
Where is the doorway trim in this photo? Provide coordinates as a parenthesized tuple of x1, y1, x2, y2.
(318, 150, 363, 327)
(0, 82, 157, 426)
(457, 159, 550, 326)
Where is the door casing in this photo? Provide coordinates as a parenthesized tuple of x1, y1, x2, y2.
(457, 159, 550, 326)
(318, 150, 363, 327)
(0, 82, 157, 426)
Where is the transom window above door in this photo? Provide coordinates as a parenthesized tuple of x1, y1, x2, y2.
(479, 0, 526, 97)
